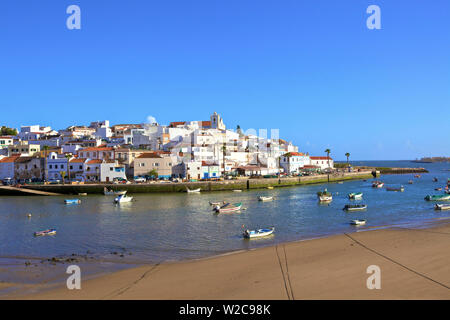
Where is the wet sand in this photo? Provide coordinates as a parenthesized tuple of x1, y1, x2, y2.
(8, 223, 450, 300)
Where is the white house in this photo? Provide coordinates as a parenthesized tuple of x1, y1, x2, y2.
(47, 152, 71, 180)
(310, 156, 334, 170)
(280, 152, 310, 174)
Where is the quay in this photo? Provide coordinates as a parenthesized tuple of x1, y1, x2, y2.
(1, 171, 375, 195)
(0, 185, 62, 196)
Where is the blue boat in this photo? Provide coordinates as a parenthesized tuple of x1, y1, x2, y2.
(243, 227, 275, 239)
(65, 199, 81, 204)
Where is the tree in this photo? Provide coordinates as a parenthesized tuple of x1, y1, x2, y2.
(148, 169, 159, 179)
(236, 125, 243, 137)
(345, 152, 350, 165)
(65, 154, 72, 182)
(0, 126, 17, 136)
(222, 144, 227, 175)
(59, 171, 66, 184)
(43, 146, 49, 182)
(324, 148, 331, 169)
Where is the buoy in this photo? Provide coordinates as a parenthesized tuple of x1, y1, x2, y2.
(27, 213, 32, 218)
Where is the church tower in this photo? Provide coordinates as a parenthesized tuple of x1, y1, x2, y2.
(210, 111, 225, 130)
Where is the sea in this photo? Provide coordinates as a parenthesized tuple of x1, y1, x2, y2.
(0, 160, 449, 295)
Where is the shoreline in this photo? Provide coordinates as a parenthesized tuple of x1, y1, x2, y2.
(1, 171, 375, 196)
(6, 219, 450, 300)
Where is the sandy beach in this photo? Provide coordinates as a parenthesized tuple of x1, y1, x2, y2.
(6, 222, 450, 300)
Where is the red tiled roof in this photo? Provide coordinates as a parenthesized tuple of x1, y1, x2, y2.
(169, 121, 186, 127)
(0, 155, 21, 163)
(87, 159, 102, 164)
(284, 152, 306, 157)
(136, 153, 162, 159)
(0, 136, 14, 139)
(201, 161, 218, 166)
(80, 146, 114, 152)
(310, 156, 332, 160)
(70, 158, 87, 163)
(201, 121, 211, 127)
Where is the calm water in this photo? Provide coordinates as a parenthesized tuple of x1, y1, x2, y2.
(1, 161, 449, 286)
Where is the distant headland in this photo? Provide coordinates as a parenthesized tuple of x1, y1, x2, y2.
(411, 157, 450, 163)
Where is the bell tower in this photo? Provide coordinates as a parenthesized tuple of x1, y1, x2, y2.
(210, 111, 225, 130)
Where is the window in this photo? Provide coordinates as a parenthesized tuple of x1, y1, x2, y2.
(79, 165, 82, 170)
(49, 165, 53, 169)
(110, 167, 113, 171)
(70, 166, 73, 170)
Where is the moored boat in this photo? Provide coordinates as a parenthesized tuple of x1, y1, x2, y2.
(434, 204, 450, 210)
(233, 189, 242, 192)
(317, 189, 332, 202)
(424, 194, 450, 201)
(34, 229, 56, 236)
(343, 204, 367, 211)
(214, 202, 242, 213)
(350, 220, 366, 225)
(435, 187, 442, 191)
(258, 196, 273, 201)
(186, 187, 201, 193)
(433, 177, 438, 182)
(408, 180, 413, 184)
(209, 200, 226, 206)
(65, 199, 81, 204)
(372, 181, 384, 188)
(114, 194, 133, 203)
(243, 227, 275, 239)
(104, 187, 127, 196)
(348, 192, 363, 199)
(386, 186, 404, 192)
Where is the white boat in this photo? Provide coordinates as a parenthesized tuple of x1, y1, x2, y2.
(350, 220, 366, 225)
(114, 194, 133, 203)
(434, 204, 450, 211)
(348, 192, 363, 199)
(243, 227, 274, 239)
(34, 228, 56, 236)
(186, 187, 201, 193)
(258, 196, 273, 201)
(372, 181, 384, 188)
(317, 189, 332, 202)
(233, 189, 242, 192)
(209, 201, 226, 206)
(104, 187, 127, 196)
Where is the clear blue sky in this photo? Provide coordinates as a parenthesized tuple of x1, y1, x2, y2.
(1, 1, 449, 160)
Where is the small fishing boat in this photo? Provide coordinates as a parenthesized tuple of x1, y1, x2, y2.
(209, 201, 226, 206)
(233, 189, 242, 192)
(434, 204, 450, 211)
(214, 202, 242, 213)
(337, 181, 344, 184)
(34, 229, 56, 236)
(435, 187, 442, 191)
(350, 220, 366, 225)
(317, 189, 332, 202)
(258, 196, 274, 201)
(414, 174, 421, 178)
(78, 193, 87, 196)
(267, 186, 274, 189)
(114, 194, 133, 203)
(65, 199, 81, 204)
(424, 194, 450, 201)
(104, 187, 127, 196)
(348, 192, 363, 199)
(186, 187, 201, 193)
(243, 227, 275, 239)
(433, 177, 438, 182)
(343, 204, 367, 211)
(408, 180, 414, 184)
(372, 181, 384, 188)
(386, 186, 404, 192)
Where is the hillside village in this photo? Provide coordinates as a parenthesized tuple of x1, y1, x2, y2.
(0, 112, 333, 184)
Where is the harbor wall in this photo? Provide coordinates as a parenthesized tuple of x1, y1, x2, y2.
(2, 171, 375, 195)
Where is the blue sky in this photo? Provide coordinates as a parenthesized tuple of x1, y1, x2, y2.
(0, 1, 449, 160)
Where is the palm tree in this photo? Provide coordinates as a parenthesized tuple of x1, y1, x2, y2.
(59, 171, 66, 184)
(222, 144, 227, 176)
(345, 152, 350, 165)
(65, 154, 72, 183)
(324, 148, 331, 169)
(148, 169, 158, 179)
(43, 145, 49, 182)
